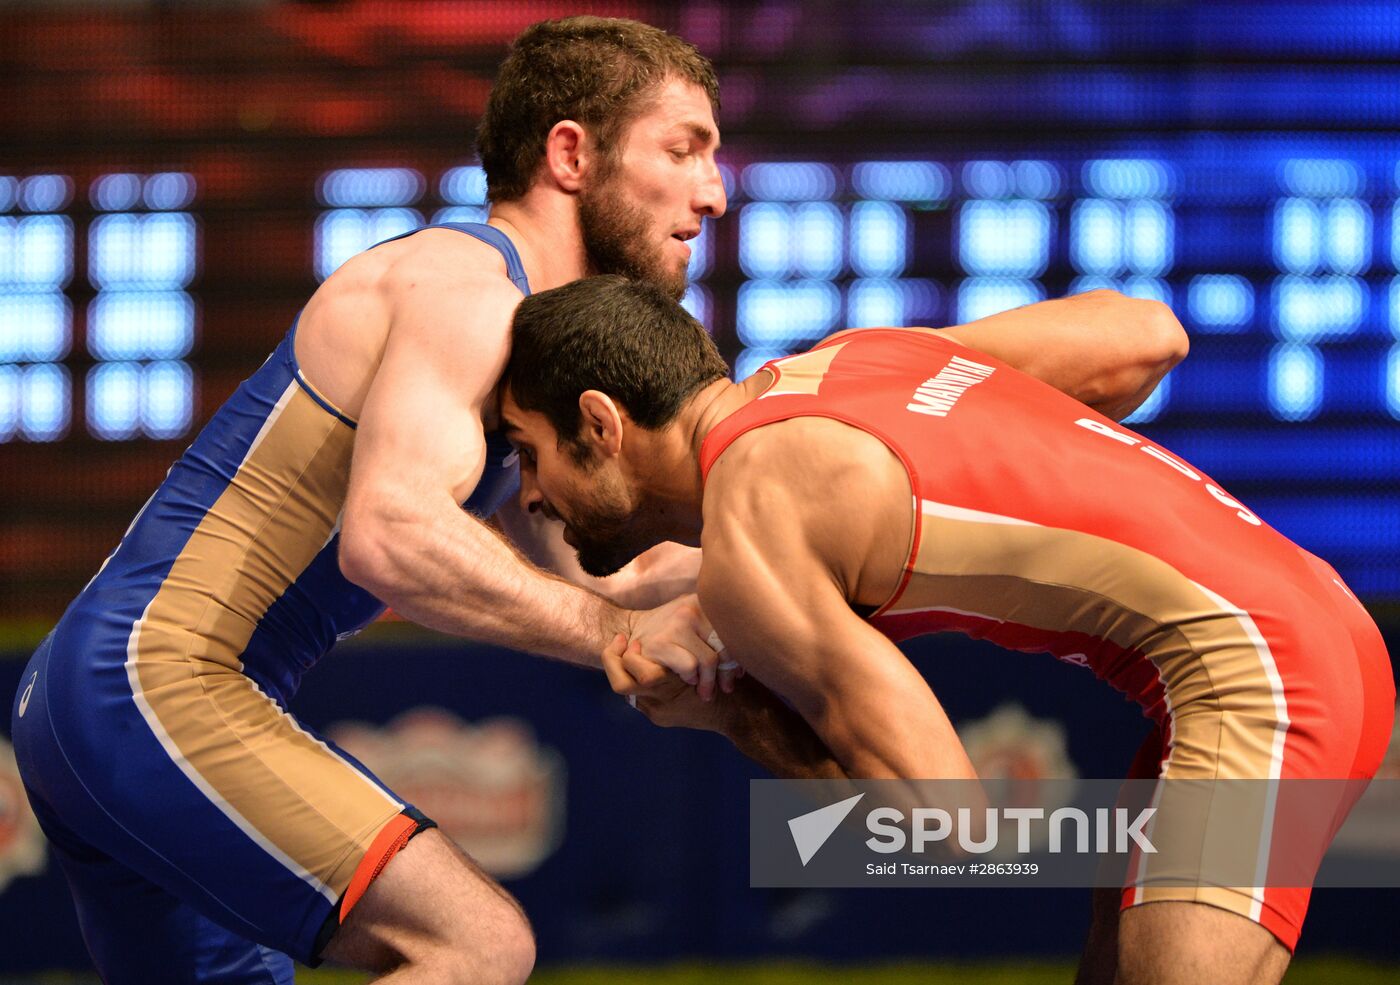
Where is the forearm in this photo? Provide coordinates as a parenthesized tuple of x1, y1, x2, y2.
(938, 289, 1188, 420)
(716, 678, 850, 780)
(342, 497, 624, 666)
(602, 543, 701, 609)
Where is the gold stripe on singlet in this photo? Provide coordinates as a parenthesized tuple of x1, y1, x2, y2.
(126, 382, 400, 900)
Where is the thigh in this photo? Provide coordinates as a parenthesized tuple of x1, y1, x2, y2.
(12, 631, 413, 966)
(26, 791, 295, 985)
(1117, 900, 1290, 985)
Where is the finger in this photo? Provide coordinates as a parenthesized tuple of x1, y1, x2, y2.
(635, 638, 700, 687)
(717, 656, 740, 695)
(620, 642, 672, 689)
(601, 634, 643, 695)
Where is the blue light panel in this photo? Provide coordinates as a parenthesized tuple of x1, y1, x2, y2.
(1071, 199, 1123, 275)
(791, 202, 843, 279)
(737, 280, 841, 348)
(1268, 343, 1324, 421)
(91, 173, 143, 212)
(89, 213, 197, 289)
(959, 200, 1052, 277)
(850, 201, 907, 278)
(962, 161, 1013, 199)
(847, 279, 939, 329)
(1274, 198, 1322, 274)
(439, 166, 488, 205)
(1188, 275, 1255, 331)
(1392, 201, 1400, 269)
(0, 294, 70, 363)
(142, 360, 194, 438)
(314, 207, 423, 280)
(738, 203, 792, 280)
(20, 362, 69, 441)
(144, 172, 196, 211)
(1125, 200, 1172, 275)
(1279, 158, 1363, 198)
(0, 364, 17, 440)
(1122, 276, 1172, 305)
(12, 215, 73, 288)
(1082, 159, 1173, 199)
(18, 174, 71, 214)
(89, 292, 195, 361)
(1011, 160, 1061, 200)
(317, 168, 425, 208)
(851, 161, 949, 202)
(87, 362, 142, 440)
(1321, 198, 1370, 274)
(848, 279, 904, 328)
(740, 163, 838, 202)
(1272, 274, 1365, 341)
(956, 277, 1044, 323)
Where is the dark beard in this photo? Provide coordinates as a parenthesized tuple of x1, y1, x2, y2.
(574, 528, 642, 578)
(563, 474, 649, 578)
(578, 174, 688, 301)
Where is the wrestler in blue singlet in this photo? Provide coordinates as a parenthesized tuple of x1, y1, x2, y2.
(10, 224, 527, 983)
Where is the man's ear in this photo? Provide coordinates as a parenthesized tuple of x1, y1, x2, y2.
(543, 120, 600, 194)
(578, 390, 625, 458)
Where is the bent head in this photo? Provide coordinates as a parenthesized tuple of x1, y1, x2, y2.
(501, 276, 730, 575)
(477, 16, 727, 298)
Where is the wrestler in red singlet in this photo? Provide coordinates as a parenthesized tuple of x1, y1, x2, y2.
(697, 326, 1395, 949)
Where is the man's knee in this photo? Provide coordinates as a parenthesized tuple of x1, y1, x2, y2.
(422, 895, 535, 985)
(323, 828, 536, 984)
(1117, 900, 1289, 985)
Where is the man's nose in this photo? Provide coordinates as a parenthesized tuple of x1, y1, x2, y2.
(696, 161, 727, 219)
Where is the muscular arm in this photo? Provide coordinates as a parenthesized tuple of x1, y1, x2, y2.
(337, 261, 630, 665)
(695, 427, 979, 782)
(825, 290, 1185, 421)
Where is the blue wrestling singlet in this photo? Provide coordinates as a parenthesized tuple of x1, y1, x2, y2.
(10, 223, 530, 982)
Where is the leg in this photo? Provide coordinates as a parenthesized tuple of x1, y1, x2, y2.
(1074, 888, 1121, 985)
(320, 829, 536, 985)
(26, 792, 294, 985)
(1116, 901, 1290, 985)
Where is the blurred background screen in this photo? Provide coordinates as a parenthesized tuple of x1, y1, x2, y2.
(3, 1, 1400, 621)
(1, 2, 1398, 980)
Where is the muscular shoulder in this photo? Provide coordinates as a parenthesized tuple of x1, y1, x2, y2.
(701, 416, 912, 605)
(298, 227, 524, 418)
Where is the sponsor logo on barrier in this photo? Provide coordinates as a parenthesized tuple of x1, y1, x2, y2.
(957, 703, 1077, 856)
(958, 702, 1077, 782)
(330, 708, 565, 878)
(0, 737, 46, 893)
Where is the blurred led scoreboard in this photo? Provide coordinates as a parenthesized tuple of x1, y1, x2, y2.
(3, 1, 1400, 615)
(5, 149, 1399, 601)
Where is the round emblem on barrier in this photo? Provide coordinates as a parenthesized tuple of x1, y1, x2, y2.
(329, 708, 565, 879)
